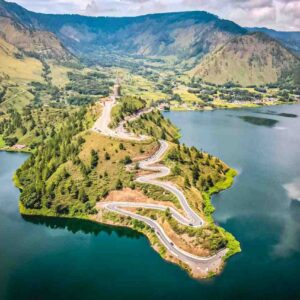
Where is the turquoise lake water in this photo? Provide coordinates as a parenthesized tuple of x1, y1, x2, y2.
(1, 104, 300, 299)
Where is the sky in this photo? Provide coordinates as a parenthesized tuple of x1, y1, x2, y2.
(7, 0, 300, 31)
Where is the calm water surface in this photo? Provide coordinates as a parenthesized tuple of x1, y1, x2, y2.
(1, 104, 300, 300)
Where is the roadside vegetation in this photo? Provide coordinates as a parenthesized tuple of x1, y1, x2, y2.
(126, 109, 180, 143)
(110, 95, 146, 128)
(10, 103, 158, 217)
(132, 141, 241, 258)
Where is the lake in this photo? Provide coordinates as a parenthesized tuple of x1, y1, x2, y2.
(1, 104, 300, 300)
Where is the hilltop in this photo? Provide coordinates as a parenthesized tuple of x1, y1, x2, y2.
(192, 33, 300, 86)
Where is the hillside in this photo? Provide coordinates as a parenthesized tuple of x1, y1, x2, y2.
(192, 33, 300, 86)
(0, 37, 43, 81)
(0, 1, 245, 60)
(0, 0, 299, 90)
(0, 1, 72, 60)
(247, 27, 300, 56)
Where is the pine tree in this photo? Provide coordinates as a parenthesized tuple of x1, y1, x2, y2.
(184, 175, 191, 188)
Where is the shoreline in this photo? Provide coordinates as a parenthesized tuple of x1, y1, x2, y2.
(6, 100, 243, 279)
(16, 164, 240, 279)
(6, 98, 280, 279)
(164, 100, 299, 113)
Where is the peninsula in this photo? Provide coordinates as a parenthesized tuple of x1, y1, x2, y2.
(10, 83, 240, 279)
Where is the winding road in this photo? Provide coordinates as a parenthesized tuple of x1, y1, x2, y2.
(94, 88, 227, 275)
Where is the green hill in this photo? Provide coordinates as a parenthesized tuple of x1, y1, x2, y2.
(192, 33, 300, 86)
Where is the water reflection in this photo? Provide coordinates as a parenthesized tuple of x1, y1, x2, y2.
(283, 177, 300, 201)
(21, 215, 142, 239)
(238, 116, 278, 127)
(251, 110, 298, 118)
(273, 201, 300, 257)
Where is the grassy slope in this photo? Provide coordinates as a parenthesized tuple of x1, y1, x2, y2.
(192, 33, 300, 86)
(0, 37, 43, 112)
(0, 135, 5, 147)
(0, 37, 43, 82)
(49, 63, 72, 87)
(0, 107, 75, 150)
(121, 72, 169, 103)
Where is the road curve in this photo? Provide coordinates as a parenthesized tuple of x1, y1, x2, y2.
(92, 97, 149, 141)
(94, 91, 227, 272)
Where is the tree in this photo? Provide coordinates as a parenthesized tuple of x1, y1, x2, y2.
(165, 207, 171, 218)
(90, 149, 99, 168)
(172, 164, 181, 175)
(55, 202, 69, 214)
(104, 152, 110, 160)
(184, 175, 191, 188)
(115, 179, 123, 190)
(119, 143, 125, 150)
(195, 150, 204, 160)
(161, 130, 166, 140)
(207, 175, 214, 187)
(79, 189, 89, 203)
(192, 165, 200, 183)
(123, 155, 132, 165)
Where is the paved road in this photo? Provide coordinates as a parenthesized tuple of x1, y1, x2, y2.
(94, 88, 227, 273)
(92, 96, 150, 141)
(137, 140, 204, 227)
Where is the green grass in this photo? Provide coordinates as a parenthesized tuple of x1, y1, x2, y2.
(0, 135, 5, 148)
(135, 182, 181, 209)
(208, 168, 237, 195)
(201, 168, 237, 222)
(110, 95, 146, 128)
(221, 228, 242, 259)
(127, 110, 180, 142)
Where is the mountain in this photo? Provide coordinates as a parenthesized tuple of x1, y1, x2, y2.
(0, 0, 72, 60)
(192, 32, 300, 86)
(247, 27, 300, 56)
(0, 1, 246, 59)
(36, 12, 246, 59)
(0, 0, 299, 87)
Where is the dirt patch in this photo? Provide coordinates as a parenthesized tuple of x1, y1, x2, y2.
(104, 187, 178, 209)
(133, 143, 160, 161)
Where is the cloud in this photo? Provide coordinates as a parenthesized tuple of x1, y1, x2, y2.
(6, 0, 300, 30)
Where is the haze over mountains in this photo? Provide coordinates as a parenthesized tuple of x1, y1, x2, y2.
(0, 0, 299, 86)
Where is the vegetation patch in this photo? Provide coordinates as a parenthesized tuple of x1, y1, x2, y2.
(126, 109, 180, 142)
(110, 95, 146, 128)
(0, 134, 5, 148)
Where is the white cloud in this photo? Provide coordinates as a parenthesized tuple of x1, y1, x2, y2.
(6, 0, 300, 31)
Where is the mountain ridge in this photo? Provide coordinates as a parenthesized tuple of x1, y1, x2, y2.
(0, 1, 246, 59)
(247, 27, 300, 55)
(0, 0, 299, 86)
